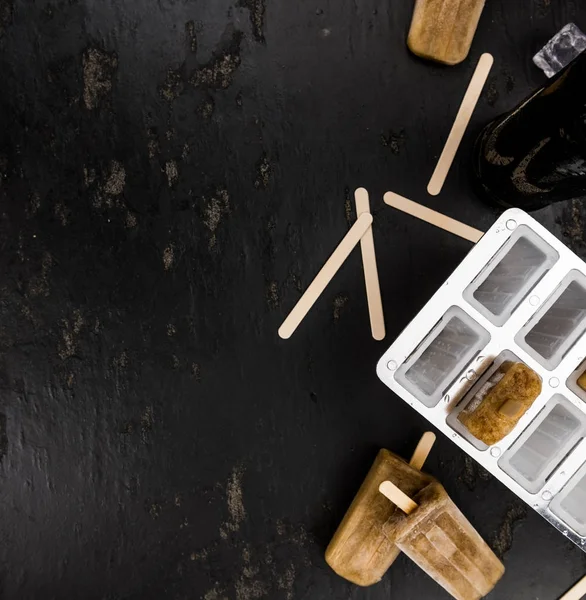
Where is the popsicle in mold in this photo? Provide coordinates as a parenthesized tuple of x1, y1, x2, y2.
(578, 370, 586, 392)
(325, 448, 434, 586)
(383, 481, 505, 600)
(458, 361, 542, 446)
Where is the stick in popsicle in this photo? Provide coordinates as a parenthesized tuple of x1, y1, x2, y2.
(384, 481, 505, 600)
(378, 432, 436, 512)
(409, 430, 436, 471)
(325, 432, 436, 586)
(379, 480, 419, 514)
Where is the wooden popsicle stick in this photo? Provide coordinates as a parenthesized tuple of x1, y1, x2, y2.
(560, 575, 586, 600)
(427, 53, 494, 196)
(354, 188, 386, 341)
(409, 431, 436, 471)
(498, 400, 523, 419)
(278, 213, 373, 340)
(379, 481, 418, 515)
(383, 191, 484, 243)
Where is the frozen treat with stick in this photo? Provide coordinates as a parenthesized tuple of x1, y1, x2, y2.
(325, 432, 436, 586)
(407, 0, 486, 65)
(379, 480, 504, 599)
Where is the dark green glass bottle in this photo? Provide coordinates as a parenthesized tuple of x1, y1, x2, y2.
(473, 50, 586, 211)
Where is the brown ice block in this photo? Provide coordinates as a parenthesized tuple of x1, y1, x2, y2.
(407, 0, 486, 66)
(390, 482, 505, 600)
(578, 370, 586, 392)
(325, 449, 434, 586)
(458, 361, 542, 446)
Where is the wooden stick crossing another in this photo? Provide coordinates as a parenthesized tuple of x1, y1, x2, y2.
(354, 188, 385, 341)
(560, 575, 586, 600)
(278, 213, 373, 339)
(383, 191, 484, 243)
(379, 481, 418, 515)
(408, 431, 436, 471)
(427, 53, 494, 196)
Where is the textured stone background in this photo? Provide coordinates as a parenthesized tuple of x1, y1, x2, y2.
(0, 0, 585, 598)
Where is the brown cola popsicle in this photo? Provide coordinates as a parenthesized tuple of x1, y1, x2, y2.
(578, 370, 586, 392)
(385, 481, 505, 600)
(407, 0, 486, 65)
(325, 434, 436, 586)
(458, 361, 542, 446)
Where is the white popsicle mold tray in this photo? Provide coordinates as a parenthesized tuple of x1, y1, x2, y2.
(377, 208, 586, 551)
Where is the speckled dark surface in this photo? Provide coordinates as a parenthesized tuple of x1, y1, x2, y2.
(1, 0, 586, 599)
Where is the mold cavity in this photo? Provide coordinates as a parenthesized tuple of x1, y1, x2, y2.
(463, 226, 558, 326)
(566, 359, 586, 403)
(516, 271, 586, 370)
(446, 351, 538, 451)
(498, 395, 586, 494)
(551, 459, 586, 537)
(395, 306, 490, 408)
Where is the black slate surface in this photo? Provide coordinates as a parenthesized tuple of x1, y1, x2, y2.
(1, 0, 586, 598)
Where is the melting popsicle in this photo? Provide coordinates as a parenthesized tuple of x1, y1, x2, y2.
(325, 441, 435, 586)
(383, 481, 505, 600)
(407, 0, 486, 65)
